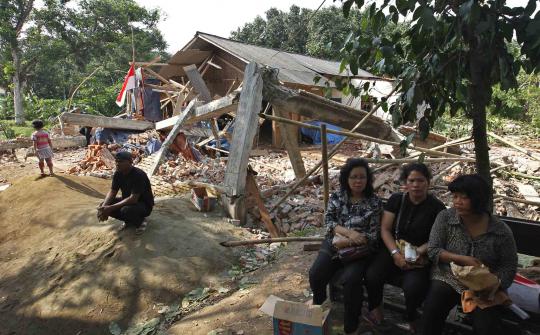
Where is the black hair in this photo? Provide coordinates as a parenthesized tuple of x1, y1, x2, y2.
(31, 119, 44, 130)
(448, 174, 490, 214)
(339, 158, 374, 197)
(400, 162, 432, 182)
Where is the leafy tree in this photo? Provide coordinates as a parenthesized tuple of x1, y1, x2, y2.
(0, 0, 167, 122)
(338, 0, 540, 187)
(0, 0, 35, 125)
(231, 5, 366, 60)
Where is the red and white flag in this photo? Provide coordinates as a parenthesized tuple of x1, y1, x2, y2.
(116, 64, 136, 107)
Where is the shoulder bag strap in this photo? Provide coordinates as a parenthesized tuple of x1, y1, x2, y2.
(394, 192, 407, 240)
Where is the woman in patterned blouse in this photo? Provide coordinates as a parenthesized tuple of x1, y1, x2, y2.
(309, 158, 383, 335)
(421, 174, 517, 335)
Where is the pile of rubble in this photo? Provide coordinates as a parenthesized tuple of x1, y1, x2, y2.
(0, 151, 18, 164)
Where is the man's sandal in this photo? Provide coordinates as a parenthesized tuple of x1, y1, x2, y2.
(135, 221, 147, 235)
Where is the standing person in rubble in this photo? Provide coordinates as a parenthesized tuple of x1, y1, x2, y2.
(31, 119, 54, 176)
(364, 163, 445, 333)
(97, 151, 154, 234)
(309, 158, 383, 335)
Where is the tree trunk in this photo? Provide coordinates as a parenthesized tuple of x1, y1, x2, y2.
(11, 47, 24, 125)
(469, 46, 494, 209)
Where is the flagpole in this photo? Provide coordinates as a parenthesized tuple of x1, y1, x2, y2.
(130, 25, 136, 118)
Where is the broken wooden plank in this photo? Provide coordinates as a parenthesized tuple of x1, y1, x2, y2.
(157, 92, 240, 129)
(220, 236, 324, 247)
(222, 62, 263, 223)
(274, 108, 306, 179)
(0, 136, 87, 151)
(488, 131, 540, 162)
(261, 113, 463, 158)
(210, 118, 221, 158)
(60, 113, 154, 131)
(321, 124, 329, 210)
(184, 64, 212, 102)
(262, 74, 400, 142)
(99, 147, 116, 169)
(148, 100, 197, 175)
(246, 168, 283, 238)
(196, 122, 232, 148)
(516, 183, 540, 205)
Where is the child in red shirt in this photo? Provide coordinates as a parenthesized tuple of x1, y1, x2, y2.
(31, 119, 54, 176)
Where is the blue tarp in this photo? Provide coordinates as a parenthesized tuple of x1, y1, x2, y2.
(300, 121, 345, 145)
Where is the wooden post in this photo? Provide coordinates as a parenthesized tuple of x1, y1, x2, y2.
(268, 82, 402, 213)
(210, 118, 221, 158)
(321, 124, 329, 210)
(183, 64, 212, 102)
(246, 168, 283, 237)
(221, 62, 263, 223)
(274, 108, 306, 179)
(148, 100, 197, 175)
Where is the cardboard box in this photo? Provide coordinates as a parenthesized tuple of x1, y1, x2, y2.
(260, 295, 330, 335)
(190, 187, 217, 212)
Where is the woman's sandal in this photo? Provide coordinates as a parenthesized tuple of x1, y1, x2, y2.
(361, 307, 382, 327)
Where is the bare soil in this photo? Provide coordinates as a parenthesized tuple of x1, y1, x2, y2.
(0, 173, 250, 335)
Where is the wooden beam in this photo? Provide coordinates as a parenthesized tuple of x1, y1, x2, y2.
(60, 113, 154, 131)
(262, 77, 400, 142)
(210, 118, 221, 158)
(221, 62, 263, 223)
(321, 124, 329, 210)
(274, 108, 306, 179)
(215, 55, 245, 75)
(0, 136, 86, 151)
(195, 121, 232, 148)
(268, 80, 403, 213)
(246, 168, 283, 238)
(261, 113, 462, 158)
(183, 64, 212, 102)
(220, 236, 324, 247)
(488, 131, 540, 162)
(155, 93, 239, 129)
(148, 100, 197, 175)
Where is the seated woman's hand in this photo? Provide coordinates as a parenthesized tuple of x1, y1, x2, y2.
(456, 255, 482, 267)
(347, 229, 367, 245)
(392, 252, 411, 270)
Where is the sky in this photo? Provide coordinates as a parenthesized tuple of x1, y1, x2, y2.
(135, 0, 532, 53)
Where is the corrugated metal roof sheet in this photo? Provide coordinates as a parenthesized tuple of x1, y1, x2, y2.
(195, 32, 378, 86)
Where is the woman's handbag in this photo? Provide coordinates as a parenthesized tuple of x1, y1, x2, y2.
(332, 234, 370, 263)
(337, 244, 370, 263)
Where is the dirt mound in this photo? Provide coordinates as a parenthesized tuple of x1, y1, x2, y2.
(0, 174, 246, 335)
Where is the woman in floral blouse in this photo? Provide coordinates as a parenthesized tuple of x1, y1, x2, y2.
(309, 158, 382, 335)
(421, 174, 517, 335)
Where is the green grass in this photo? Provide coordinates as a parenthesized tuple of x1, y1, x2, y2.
(0, 120, 44, 140)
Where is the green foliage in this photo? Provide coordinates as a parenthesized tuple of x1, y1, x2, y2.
(1, 0, 168, 122)
(230, 5, 365, 60)
(0, 120, 36, 139)
(338, 0, 540, 180)
(489, 71, 540, 125)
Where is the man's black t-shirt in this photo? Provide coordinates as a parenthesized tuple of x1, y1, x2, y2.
(385, 192, 446, 246)
(112, 167, 154, 209)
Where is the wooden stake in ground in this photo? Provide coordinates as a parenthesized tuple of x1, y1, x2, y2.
(221, 62, 263, 223)
(245, 167, 283, 238)
(321, 124, 329, 210)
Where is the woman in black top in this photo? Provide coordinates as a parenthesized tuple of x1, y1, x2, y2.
(364, 163, 445, 333)
(309, 158, 382, 335)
